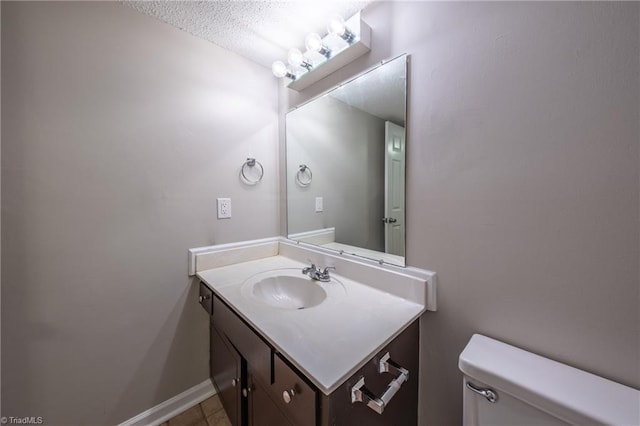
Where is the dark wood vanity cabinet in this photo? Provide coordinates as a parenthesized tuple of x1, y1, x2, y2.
(203, 283, 297, 426)
(198, 281, 419, 426)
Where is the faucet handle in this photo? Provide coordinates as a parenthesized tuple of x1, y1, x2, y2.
(302, 262, 317, 275)
(322, 266, 336, 274)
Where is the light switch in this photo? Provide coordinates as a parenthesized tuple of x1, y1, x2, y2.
(315, 197, 323, 212)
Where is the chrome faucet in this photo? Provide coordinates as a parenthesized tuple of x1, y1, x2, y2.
(302, 263, 336, 282)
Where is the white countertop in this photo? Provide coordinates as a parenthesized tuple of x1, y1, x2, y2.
(197, 255, 425, 395)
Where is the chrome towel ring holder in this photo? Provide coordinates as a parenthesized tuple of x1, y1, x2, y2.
(296, 164, 312, 187)
(240, 157, 264, 185)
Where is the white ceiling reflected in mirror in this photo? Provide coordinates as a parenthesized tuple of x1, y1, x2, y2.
(286, 55, 407, 266)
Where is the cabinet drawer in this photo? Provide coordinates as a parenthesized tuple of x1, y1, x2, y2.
(198, 282, 213, 315)
(273, 354, 316, 426)
(213, 296, 271, 386)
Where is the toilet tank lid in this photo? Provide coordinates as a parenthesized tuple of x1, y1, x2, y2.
(459, 334, 640, 426)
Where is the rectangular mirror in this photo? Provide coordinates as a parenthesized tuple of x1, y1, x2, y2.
(286, 55, 407, 266)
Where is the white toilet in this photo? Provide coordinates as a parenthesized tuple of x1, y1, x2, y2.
(459, 334, 640, 425)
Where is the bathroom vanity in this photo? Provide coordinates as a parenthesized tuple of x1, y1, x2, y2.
(190, 238, 436, 426)
(190, 55, 428, 425)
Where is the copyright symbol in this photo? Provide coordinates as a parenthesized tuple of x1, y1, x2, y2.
(1, 417, 7, 424)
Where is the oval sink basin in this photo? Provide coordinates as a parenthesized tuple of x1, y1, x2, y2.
(252, 275, 326, 310)
(241, 268, 346, 310)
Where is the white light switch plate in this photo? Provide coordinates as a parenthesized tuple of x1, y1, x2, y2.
(217, 198, 232, 219)
(315, 197, 323, 212)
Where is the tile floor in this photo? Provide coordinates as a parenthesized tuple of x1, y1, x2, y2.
(161, 395, 231, 426)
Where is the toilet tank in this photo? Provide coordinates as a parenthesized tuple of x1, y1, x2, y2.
(459, 334, 640, 426)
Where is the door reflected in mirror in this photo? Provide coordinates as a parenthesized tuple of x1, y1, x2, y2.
(286, 55, 407, 266)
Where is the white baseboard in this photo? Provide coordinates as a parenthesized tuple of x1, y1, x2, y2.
(118, 379, 216, 426)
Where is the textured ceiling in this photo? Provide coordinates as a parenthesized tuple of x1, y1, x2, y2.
(125, 1, 372, 69)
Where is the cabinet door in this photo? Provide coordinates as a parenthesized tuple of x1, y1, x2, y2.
(248, 374, 293, 426)
(210, 322, 242, 426)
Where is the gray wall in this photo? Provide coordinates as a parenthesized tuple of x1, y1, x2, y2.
(286, 96, 385, 251)
(1, 2, 278, 424)
(285, 2, 639, 424)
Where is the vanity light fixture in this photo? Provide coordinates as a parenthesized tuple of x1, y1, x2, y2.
(271, 11, 371, 91)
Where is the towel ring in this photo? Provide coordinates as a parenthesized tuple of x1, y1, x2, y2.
(241, 158, 264, 185)
(296, 164, 312, 187)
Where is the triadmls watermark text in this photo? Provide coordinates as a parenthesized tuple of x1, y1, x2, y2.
(1, 417, 44, 425)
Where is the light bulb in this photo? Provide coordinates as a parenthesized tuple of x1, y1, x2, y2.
(288, 48, 312, 71)
(327, 15, 354, 42)
(305, 33, 330, 57)
(287, 48, 304, 66)
(305, 33, 323, 52)
(271, 60, 291, 79)
(327, 15, 346, 37)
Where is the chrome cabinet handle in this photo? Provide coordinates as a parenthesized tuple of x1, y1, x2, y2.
(198, 294, 210, 303)
(231, 378, 238, 387)
(242, 387, 252, 398)
(466, 381, 498, 403)
(282, 389, 296, 404)
(351, 352, 409, 415)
